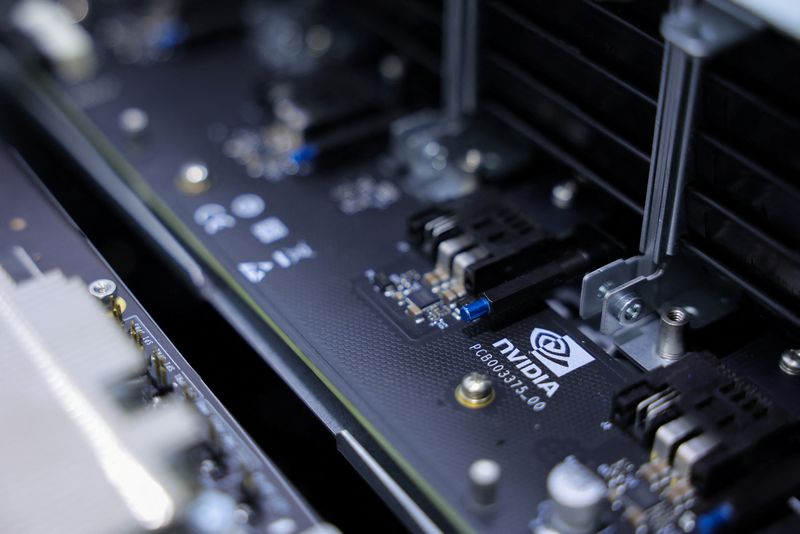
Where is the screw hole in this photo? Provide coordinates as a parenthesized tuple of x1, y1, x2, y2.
(664, 307, 688, 324)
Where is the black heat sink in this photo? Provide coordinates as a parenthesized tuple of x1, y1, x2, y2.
(344, 0, 442, 75)
(684, 29, 800, 327)
(479, 0, 668, 213)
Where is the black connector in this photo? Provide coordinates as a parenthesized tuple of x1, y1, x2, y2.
(460, 229, 621, 323)
(611, 354, 800, 496)
(406, 199, 549, 285)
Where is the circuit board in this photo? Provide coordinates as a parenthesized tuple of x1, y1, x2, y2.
(36, 37, 656, 533)
(8, 5, 800, 533)
(0, 147, 321, 533)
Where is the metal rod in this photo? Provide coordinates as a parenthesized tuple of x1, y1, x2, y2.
(442, 0, 478, 120)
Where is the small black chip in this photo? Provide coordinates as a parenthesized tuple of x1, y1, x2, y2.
(408, 288, 439, 310)
(373, 271, 394, 291)
(625, 479, 660, 510)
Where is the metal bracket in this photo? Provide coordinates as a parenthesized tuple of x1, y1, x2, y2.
(642, 1, 761, 266)
(580, 256, 652, 320)
(661, 1, 764, 59)
(579, 1, 760, 366)
(390, 0, 525, 202)
(581, 255, 739, 369)
(616, 282, 739, 370)
(599, 264, 665, 336)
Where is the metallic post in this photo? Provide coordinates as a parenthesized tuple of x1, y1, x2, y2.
(640, 1, 762, 266)
(442, 0, 479, 120)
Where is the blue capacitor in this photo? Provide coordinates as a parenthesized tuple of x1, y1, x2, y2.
(152, 20, 188, 50)
(460, 297, 491, 322)
(289, 144, 319, 164)
(697, 503, 734, 534)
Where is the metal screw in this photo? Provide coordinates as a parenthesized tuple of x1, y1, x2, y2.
(779, 349, 800, 376)
(88, 278, 117, 303)
(177, 161, 210, 194)
(181, 162, 209, 184)
(551, 180, 578, 209)
(597, 281, 615, 299)
(658, 307, 689, 360)
(118, 107, 149, 138)
(623, 301, 643, 322)
(469, 459, 501, 506)
(608, 291, 645, 325)
(455, 372, 495, 408)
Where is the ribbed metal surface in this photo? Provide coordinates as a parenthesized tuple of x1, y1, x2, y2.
(686, 29, 800, 325)
(348, 0, 443, 74)
(475, 1, 799, 323)
(480, 0, 667, 210)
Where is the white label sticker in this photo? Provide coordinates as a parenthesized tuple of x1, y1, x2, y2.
(529, 327, 595, 377)
(251, 217, 289, 245)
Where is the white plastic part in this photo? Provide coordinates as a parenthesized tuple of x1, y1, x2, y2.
(12, 0, 96, 82)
